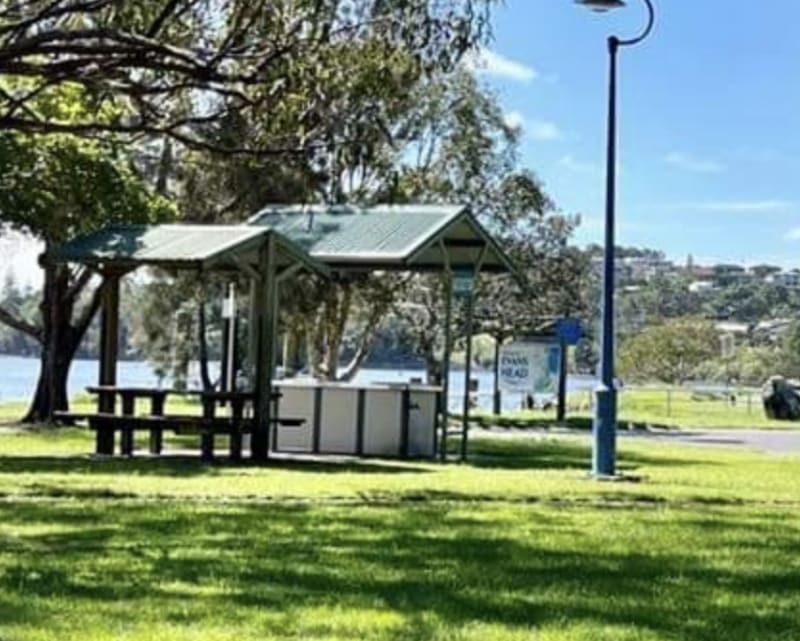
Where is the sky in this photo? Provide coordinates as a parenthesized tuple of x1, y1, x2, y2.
(476, 0, 800, 268)
(5, 0, 800, 288)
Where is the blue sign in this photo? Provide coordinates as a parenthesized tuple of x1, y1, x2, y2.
(556, 318, 583, 346)
(452, 269, 475, 297)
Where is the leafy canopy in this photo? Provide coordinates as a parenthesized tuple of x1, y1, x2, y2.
(619, 317, 720, 385)
(0, 132, 175, 243)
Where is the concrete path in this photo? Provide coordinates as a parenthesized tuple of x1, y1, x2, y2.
(481, 427, 800, 455)
(623, 428, 800, 455)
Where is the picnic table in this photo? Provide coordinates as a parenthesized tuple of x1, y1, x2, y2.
(58, 386, 296, 461)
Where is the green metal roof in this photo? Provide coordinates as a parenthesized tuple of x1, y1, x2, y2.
(48, 224, 328, 276)
(248, 204, 461, 259)
(248, 204, 517, 274)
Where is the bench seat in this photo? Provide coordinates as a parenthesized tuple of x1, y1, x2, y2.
(84, 413, 305, 460)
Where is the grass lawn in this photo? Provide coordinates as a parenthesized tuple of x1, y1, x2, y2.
(0, 424, 800, 640)
(474, 387, 790, 431)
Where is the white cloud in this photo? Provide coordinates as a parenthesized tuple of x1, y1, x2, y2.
(559, 155, 600, 174)
(688, 200, 795, 213)
(464, 48, 538, 83)
(504, 113, 563, 141)
(529, 119, 562, 141)
(503, 111, 526, 130)
(784, 227, 800, 241)
(664, 151, 725, 174)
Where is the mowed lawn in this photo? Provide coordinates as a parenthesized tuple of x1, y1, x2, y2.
(475, 387, 790, 431)
(1, 426, 800, 640)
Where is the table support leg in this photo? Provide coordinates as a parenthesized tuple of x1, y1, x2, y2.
(149, 429, 163, 455)
(120, 428, 134, 457)
(201, 432, 215, 462)
(96, 429, 114, 456)
(230, 433, 242, 461)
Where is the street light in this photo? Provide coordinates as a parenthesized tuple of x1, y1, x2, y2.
(577, 0, 655, 477)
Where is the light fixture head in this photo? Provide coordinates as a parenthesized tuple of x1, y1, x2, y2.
(575, 0, 626, 12)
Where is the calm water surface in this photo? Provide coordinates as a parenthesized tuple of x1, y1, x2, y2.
(0, 354, 596, 411)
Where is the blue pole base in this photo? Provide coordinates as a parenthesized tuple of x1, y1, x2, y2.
(592, 385, 617, 476)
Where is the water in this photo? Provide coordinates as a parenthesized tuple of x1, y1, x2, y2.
(0, 356, 170, 404)
(0, 354, 597, 412)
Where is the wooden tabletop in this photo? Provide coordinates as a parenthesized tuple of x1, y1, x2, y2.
(86, 386, 190, 396)
(85, 386, 280, 399)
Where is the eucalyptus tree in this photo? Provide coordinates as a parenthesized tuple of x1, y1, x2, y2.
(95, 1, 499, 382)
(391, 75, 591, 381)
(0, 1, 494, 152)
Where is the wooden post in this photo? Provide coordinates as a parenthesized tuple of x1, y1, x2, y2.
(200, 395, 215, 463)
(98, 271, 121, 414)
(247, 278, 258, 383)
(460, 245, 488, 462)
(149, 392, 165, 455)
(461, 291, 475, 462)
(252, 235, 278, 461)
(492, 336, 502, 416)
(556, 338, 568, 423)
(440, 269, 453, 461)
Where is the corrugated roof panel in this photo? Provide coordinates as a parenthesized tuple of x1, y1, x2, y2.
(249, 204, 463, 260)
(53, 225, 265, 264)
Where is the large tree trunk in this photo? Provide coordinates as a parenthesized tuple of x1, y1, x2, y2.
(23, 263, 79, 423)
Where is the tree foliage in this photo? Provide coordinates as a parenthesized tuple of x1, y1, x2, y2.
(0, 0, 494, 154)
(0, 132, 174, 420)
(618, 317, 719, 385)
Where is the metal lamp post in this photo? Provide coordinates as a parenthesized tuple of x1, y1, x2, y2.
(576, 0, 655, 476)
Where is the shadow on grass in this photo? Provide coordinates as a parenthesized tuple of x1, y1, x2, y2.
(464, 437, 709, 471)
(0, 499, 797, 640)
(0, 454, 429, 478)
(470, 415, 682, 432)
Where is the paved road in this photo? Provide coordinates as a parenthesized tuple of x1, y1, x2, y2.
(482, 427, 800, 455)
(623, 429, 800, 455)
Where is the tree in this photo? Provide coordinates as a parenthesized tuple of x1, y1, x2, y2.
(0, 133, 174, 421)
(116, 2, 499, 382)
(385, 72, 588, 381)
(750, 264, 781, 280)
(0, 272, 39, 356)
(618, 317, 719, 385)
(0, 1, 494, 154)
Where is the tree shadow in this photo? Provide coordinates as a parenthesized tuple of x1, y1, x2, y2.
(464, 437, 710, 471)
(0, 453, 430, 478)
(0, 499, 797, 640)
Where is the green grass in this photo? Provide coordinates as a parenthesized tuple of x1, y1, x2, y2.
(1, 425, 800, 639)
(474, 387, 789, 431)
(0, 395, 203, 423)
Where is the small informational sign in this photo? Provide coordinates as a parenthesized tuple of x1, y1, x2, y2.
(556, 318, 583, 346)
(499, 342, 561, 394)
(720, 333, 735, 359)
(452, 268, 475, 298)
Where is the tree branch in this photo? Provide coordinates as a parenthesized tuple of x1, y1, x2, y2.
(0, 304, 42, 342)
(73, 280, 104, 339)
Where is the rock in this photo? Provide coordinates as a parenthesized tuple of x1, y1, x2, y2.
(762, 376, 800, 420)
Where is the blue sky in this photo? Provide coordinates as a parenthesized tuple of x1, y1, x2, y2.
(6, 1, 800, 289)
(472, 0, 800, 267)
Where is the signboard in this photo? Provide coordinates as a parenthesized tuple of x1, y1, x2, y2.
(452, 269, 475, 298)
(499, 342, 561, 394)
(556, 318, 583, 346)
(720, 333, 735, 359)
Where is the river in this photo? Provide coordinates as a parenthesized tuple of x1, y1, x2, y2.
(0, 354, 597, 412)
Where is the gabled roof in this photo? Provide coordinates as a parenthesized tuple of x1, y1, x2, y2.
(47, 224, 328, 276)
(247, 204, 518, 275)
